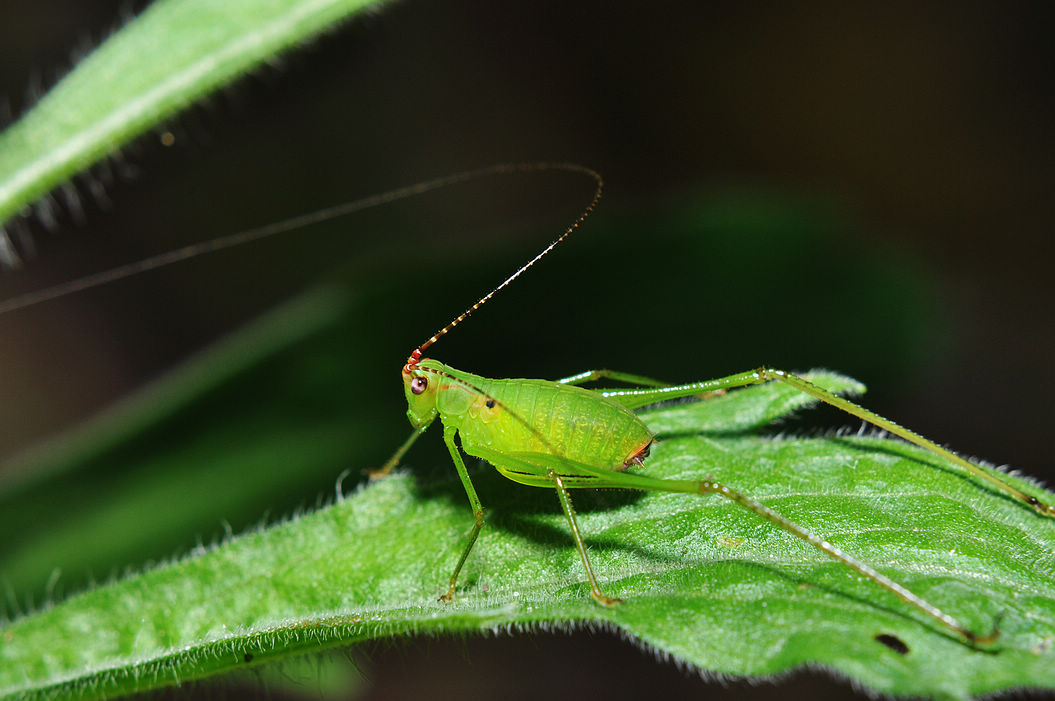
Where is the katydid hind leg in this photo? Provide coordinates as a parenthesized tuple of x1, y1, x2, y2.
(684, 476, 998, 646)
(602, 468, 996, 645)
(485, 448, 996, 644)
(607, 366, 1054, 519)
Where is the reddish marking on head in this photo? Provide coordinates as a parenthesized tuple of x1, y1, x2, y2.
(404, 348, 423, 375)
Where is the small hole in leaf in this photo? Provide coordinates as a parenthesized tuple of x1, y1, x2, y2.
(874, 633, 909, 655)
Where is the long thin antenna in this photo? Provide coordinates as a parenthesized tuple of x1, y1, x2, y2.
(406, 163, 603, 367)
(0, 162, 598, 317)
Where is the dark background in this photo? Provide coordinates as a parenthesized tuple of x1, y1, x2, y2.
(0, 1, 1053, 699)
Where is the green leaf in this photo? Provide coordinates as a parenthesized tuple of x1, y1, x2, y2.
(2, 324, 1053, 699)
(0, 0, 386, 238)
(4, 2, 1049, 699)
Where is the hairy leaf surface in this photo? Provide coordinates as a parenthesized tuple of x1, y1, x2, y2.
(2, 335, 1053, 700)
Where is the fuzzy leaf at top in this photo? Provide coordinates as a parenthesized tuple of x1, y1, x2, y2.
(0, 0, 386, 248)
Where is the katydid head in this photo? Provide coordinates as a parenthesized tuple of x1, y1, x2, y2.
(402, 359, 440, 428)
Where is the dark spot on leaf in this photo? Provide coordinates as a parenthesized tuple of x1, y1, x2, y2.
(486, 399, 496, 409)
(875, 633, 909, 655)
(243, 653, 254, 663)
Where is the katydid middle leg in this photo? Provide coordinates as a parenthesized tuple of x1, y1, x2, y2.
(369, 423, 488, 601)
(561, 368, 727, 401)
(440, 425, 487, 602)
(558, 369, 670, 387)
(602, 366, 1055, 519)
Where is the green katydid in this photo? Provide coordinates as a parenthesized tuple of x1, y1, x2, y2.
(2, 162, 1050, 648)
(364, 163, 1055, 648)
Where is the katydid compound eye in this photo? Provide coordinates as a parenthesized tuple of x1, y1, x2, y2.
(411, 377, 428, 395)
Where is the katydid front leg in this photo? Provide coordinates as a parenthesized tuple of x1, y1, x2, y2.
(367, 424, 428, 480)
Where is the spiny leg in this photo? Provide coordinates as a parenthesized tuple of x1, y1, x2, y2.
(588, 468, 997, 645)
(767, 368, 1053, 518)
(695, 476, 999, 646)
(604, 366, 1055, 519)
(472, 448, 997, 644)
(551, 471, 621, 606)
(440, 425, 486, 602)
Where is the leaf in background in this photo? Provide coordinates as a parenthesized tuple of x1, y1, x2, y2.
(0, 0, 387, 249)
(0, 285, 392, 600)
(2, 363, 1053, 700)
